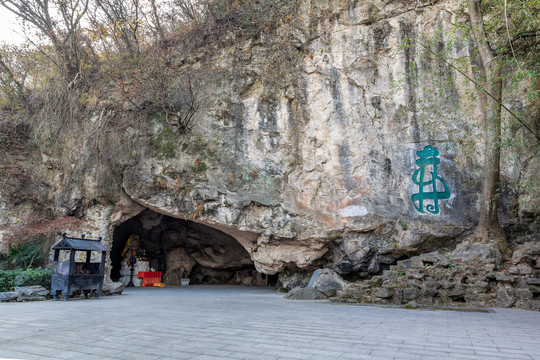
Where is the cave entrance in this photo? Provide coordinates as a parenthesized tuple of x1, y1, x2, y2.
(110, 208, 269, 286)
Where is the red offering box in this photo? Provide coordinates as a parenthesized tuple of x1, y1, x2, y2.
(137, 272, 162, 287)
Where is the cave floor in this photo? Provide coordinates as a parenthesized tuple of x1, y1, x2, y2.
(0, 286, 539, 360)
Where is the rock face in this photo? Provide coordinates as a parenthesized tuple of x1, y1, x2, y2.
(337, 242, 540, 311)
(0, 0, 538, 309)
(118, 0, 483, 277)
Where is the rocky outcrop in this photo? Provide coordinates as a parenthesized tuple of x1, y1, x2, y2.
(0, 291, 19, 302)
(112, 0, 489, 278)
(310, 268, 348, 297)
(0, 283, 125, 302)
(165, 247, 197, 285)
(14, 286, 49, 301)
(336, 242, 540, 310)
(0, 0, 538, 310)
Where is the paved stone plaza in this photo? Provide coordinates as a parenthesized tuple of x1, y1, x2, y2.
(0, 286, 539, 360)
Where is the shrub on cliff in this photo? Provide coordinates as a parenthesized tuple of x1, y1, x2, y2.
(0, 242, 41, 270)
(0, 268, 51, 292)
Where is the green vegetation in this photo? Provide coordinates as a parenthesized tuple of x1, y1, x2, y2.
(0, 240, 51, 291)
(0, 242, 41, 270)
(0, 239, 58, 292)
(151, 115, 179, 159)
(0, 268, 51, 292)
(193, 160, 207, 174)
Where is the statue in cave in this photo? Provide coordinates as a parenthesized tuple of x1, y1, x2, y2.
(118, 234, 154, 286)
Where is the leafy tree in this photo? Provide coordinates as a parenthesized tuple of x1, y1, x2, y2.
(466, 0, 539, 256)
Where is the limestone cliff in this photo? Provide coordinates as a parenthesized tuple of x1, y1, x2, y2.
(0, 0, 538, 295)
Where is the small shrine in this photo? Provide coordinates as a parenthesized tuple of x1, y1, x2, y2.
(51, 233, 107, 301)
(118, 234, 157, 286)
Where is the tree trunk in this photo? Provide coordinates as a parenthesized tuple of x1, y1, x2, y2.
(475, 64, 510, 257)
(467, 0, 511, 257)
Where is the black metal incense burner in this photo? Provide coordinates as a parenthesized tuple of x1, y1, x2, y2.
(51, 233, 107, 301)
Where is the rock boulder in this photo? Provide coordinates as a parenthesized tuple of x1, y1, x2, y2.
(101, 282, 125, 295)
(310, 269, 348, 297)
(0, 292, 19, 302)
(14, 286, 49, 301)
(285, 287, 327, 300)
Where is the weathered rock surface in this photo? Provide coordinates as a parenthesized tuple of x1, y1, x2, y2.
(1, 286, 50, 302)
(450, 242, 503, 269)
(110, 0, 491, 278)
(165, 247, 197, 285)
(311, 269, 348, 297)
(284, 268, 348, 299)
(101, 282, 125, 296)
(231, 269, 266, 286)
(285, 287, 327, 300)
(278, 270, 312, 291)
(0, 0, 538, 311)
(0, 292, 19, 302)
(336, 243, 540, 310)
(1, 286, 52, 302)
(15, 285, 49, 297)
(189, 266, 232, 285)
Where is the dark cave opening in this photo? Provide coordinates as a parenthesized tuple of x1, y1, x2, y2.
(111, 208, 268, 286)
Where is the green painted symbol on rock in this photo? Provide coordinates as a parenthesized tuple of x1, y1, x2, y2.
(411, 145, 450, 214)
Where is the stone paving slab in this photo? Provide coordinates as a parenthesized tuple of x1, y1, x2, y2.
(1, 286, 540, 360)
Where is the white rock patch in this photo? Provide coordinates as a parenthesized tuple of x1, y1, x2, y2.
(338, 205, 368, 218)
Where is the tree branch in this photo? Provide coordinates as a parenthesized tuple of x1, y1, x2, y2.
(512, 30, 540, 43)
(468, 0, 495, 66)
(414, 38, 540, 143)
(0, 53, 27, 102)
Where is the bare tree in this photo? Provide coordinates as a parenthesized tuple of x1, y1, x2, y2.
(173, 0, 204, 23)
(148, 0, 164, 41)
(140, 49, 202, 133)
(0, 52, 27, 105)
(93, 0, 142, 56)
(0, 0, 91, 84)
(170, 71, 200, 132)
